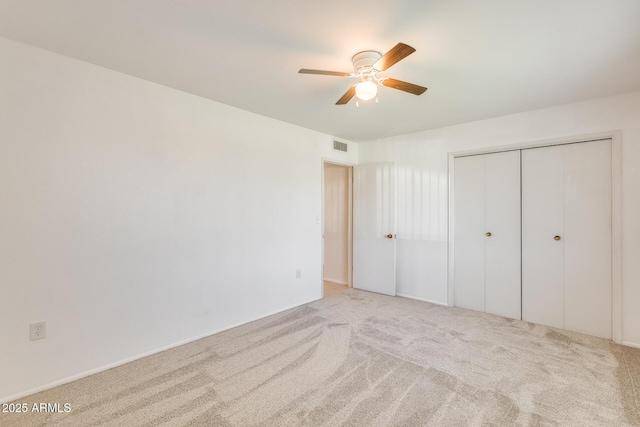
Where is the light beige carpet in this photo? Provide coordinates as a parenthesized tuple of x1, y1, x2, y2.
(2, 286, 639, 426)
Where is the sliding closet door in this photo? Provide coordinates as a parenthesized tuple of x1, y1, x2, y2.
(563, 141, 612, 338)
(454, 151, 521, 318)
(522, 140, 612, 339)
(522, 146, 565, 329)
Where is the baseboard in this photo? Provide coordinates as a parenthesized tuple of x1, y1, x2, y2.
(323, 278, 347, 286)
(622, 341, 640, 349)
(396, 293, 449, 306)
(0, 296, 322, 404)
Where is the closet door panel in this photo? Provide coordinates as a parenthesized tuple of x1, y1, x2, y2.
(522, 146, 564, 329)
(563, 141, 612, 339)
(485, 151, 521, 319)
(454, 155, 485, 312)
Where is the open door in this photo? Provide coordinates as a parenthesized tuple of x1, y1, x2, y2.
(353, 162, 396, 296)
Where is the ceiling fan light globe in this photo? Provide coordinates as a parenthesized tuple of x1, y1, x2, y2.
(355, 81, 377, 101)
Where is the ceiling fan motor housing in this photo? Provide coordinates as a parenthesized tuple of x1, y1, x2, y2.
(352, 50, 382, 74)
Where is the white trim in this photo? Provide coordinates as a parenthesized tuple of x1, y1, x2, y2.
(622, 341, 640, 350)
(0, 296, 322, 404)
(611, 134, 623, 344)
(321, 157, 356, 168)
(397, 293, 449, 306)
(347, 167, 353, 288)
(448, 131, 617, 158)
(393, 162, 398, 297)
(447, 154, 455, 307)
(323, 278, 348, 286)
(447, 131, 623, 343)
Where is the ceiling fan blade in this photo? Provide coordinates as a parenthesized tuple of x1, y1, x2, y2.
(336, 86, 356, 105)
(299, 69, 352, 77)
(382, 78, 427, 95)
(373, 43, 416, 71)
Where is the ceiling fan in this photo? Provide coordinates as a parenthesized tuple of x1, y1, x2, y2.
(299, 43, 427, 105)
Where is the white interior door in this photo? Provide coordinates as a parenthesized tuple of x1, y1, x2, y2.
(353, 162, 396, 296)
(453, 155, 485, 312)
(563, 140, 612, 339)
(522, 145, 565, 329)
(454, 152, 521, 318)
(484, 151, 521, 319)
(522, 140, 612, 338)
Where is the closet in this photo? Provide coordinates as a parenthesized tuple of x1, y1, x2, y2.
(453, 151, 521, 320)
(453, 139, 612, 339)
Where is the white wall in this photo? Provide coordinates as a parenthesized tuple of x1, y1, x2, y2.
(359, 90, 640, 347)
(0, 37, 357, 401)
(323, 164, 349, 285)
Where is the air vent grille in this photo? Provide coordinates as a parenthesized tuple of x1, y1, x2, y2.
(333, 141, 348, 152)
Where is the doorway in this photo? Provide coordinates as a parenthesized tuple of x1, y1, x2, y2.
(322, 162, 353, 297)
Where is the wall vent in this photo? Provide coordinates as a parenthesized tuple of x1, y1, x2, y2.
(333, 141, 348, 152)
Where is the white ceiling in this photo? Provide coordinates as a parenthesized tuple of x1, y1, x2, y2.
(1, 0, 640, 142)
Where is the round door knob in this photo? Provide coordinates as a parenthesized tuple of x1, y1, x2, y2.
(554, 235, 561, 241)
(486, 232, 492, 237)
(386, 234, 393, 239)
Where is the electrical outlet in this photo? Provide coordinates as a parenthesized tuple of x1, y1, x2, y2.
(30, 322, 46, 341)
(296, 269, 302, 279)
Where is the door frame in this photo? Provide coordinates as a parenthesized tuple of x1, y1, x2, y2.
(321, 159, 355, 296)
(447, 131, 623, 343)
